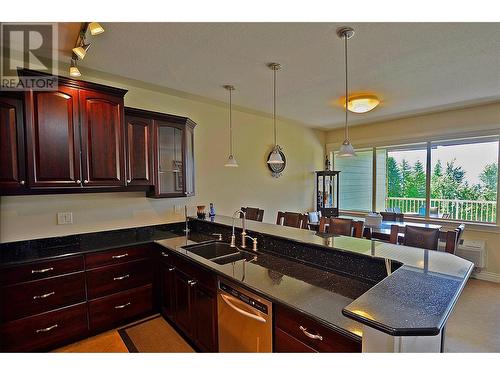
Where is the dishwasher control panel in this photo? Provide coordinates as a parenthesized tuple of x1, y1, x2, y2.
(219, 281, 269, 315)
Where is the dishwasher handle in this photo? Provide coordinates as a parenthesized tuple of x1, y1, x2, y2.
(220, 293, 266, 323)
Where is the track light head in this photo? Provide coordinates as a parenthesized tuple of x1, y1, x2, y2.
(69, 59, 81, 77)
(88, 22, 104, 35)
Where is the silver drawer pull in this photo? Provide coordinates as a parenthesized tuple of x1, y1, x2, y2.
(113, 274, 130, 281)
(31, 267, 54, 274)
(114, 302, 131, 309)
(36, 324, 58, 333)
(161, 252, 169, 257)
(299, 326, 323, 341)
(33, 291, 55, 300)
(168, 267, 175, 272)
(112, 253, 128, 259)
(188, 280, 197, 287)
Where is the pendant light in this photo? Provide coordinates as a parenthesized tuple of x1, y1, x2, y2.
(337, 26, 357, 157)
(72, 32, 91, 60)
(223, 85, 238, 167)
(267, 63, 284, 164)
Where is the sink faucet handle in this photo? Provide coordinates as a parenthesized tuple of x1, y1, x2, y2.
(211, 233, 223, 241)
(245, 235, 258, 252)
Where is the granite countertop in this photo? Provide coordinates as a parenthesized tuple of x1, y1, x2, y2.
(190, 216, 474, 336)
(155, 235, 368, 340)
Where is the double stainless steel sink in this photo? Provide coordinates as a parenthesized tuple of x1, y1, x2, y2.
(182, 241, 256, 265)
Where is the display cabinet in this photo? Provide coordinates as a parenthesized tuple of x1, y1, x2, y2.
(315, 170, 340, 217)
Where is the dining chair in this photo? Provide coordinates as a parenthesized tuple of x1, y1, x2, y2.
(318, 217, 329, 233)
(390, 224, 440, 250)
(276, 211, 302, 228)
(299, 214, 309, 229)
(327, 218, 353, 236)
(381, 211, 397, 221)
(352, 220, 364, 238)
(241, 207, 264, 222)
(444, 223, 465, 254)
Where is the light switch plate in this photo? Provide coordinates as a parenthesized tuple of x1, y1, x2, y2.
(57, 212, 73, 225)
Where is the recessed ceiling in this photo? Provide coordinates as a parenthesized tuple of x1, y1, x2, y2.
(63, 22, 500, 129)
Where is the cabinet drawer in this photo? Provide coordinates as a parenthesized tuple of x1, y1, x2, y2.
(85, 245, 150, 269)
(0, 256, 84, 286)
(274, 327, 316, 353)
(86, 259, 152, 299)
(88, 284, 153, 332)
(275, 305, 361, 353)
(0, 302, 88, 352)
(0, 272, 86, 322)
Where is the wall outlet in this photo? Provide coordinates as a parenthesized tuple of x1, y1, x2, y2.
(57, 212, 73, 225)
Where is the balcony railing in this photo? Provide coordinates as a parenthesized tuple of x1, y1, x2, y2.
(386, 197, 497, 223)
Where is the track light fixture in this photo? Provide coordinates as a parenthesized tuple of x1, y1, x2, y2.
(72, 32, 91, 60)
(69, 58, 81, 77)
(88, 22, 104, 35)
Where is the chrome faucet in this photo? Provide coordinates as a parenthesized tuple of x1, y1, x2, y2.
(245, 234, 258, 252)
(231, 210, 246, 248)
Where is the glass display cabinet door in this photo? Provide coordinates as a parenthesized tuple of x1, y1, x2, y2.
(184, 125, 195, 196)
(157, 125, 184, 196)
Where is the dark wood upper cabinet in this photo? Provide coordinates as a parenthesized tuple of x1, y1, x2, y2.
(0, 93, 26, 192)
(79, 90, 125, 187)
(124, 109, 154, 186)
(25, 87, 82, 188)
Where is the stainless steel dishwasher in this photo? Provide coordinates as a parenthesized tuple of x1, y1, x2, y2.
(217, 278, 273, 352)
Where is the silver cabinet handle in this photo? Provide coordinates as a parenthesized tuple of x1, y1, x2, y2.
(112, 253, 128, 259)
(36, 324, 58, 333)
(76, 179, 81, 184)
(83, 180, 89, 184)
(114, 302, 131, 309)
(33, 291, 55, 300)
(31, 267, 54, 274)
(20, 180, 25, 185)
(127, 179, 131, 183)
(168, 267, 175, 272)
(211, 233, 223, 241)
(299, 326, 323, 341)
(113, 274, 130, 281)
(188, 280, 197, 287)
(161, 252, 169, 257)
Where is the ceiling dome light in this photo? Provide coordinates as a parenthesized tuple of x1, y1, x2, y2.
(88, 22, 104, 36)
(69, 59, 81, 77)
(346, 94, 380, 113)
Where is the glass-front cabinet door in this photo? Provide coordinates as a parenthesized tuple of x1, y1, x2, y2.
(157, 123, 184, 196)
(184, 123, 195, 197)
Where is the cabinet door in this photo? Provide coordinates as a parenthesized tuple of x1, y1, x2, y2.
(79, 90, 125, 187)
(160, 262, 176, 319)
(193, 286, 217, 352)
(173, 268, 192, 336)
(155, 122, 184, 196)
(0, 94, 26, 191)
(184, 124, 195, 196)
(25, 88, 82, 188)
(124, 114, 153, 186)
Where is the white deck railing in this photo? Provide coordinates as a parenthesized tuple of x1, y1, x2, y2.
(386, 197, 497, 223)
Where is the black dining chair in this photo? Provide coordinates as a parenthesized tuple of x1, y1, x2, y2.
(390, 224, 440, 250)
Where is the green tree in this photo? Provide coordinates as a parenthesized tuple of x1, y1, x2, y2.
(479, 163, 498, 201)
(387, 156, 402, 197)
(400, 159, 413, 197)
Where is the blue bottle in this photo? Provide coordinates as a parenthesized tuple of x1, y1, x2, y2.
(209, 203, 216, 219)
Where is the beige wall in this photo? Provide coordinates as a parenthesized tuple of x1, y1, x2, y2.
(0, 69, 325, 243)
(326, 103, 500, 276)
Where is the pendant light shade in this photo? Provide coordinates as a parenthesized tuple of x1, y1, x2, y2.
(69, 58, 81, 77)
(336, 26, 357, 158)
(72, 39, 91, 60)
(267, 63, 285, 165)
(223, 85, 238, 168)
(338, 139, 357, 157)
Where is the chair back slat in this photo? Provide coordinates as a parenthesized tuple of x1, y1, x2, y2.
(328, 218, 353, 236)
(403, 225, 440, 250)
(241, 207, 264, 222)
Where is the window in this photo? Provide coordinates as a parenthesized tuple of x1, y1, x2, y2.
(333, 133, 499, 224)
(334, 149, 373, 212)
(430, 137, 498, 223)
(378, 143, 428, 215)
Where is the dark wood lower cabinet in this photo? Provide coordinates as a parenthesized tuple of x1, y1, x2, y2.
(0, 303, 88, 352)
(88, 284, 153, 332)
(173, 268, 193, 337)
(192, 285, 217, 352)
(159, 259, 175, 319)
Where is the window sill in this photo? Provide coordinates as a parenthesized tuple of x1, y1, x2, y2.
(339, 210, 500, 234)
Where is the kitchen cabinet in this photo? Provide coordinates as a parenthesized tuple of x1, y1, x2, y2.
(150, 113, 196, 198)
(19, 69, 127, 190)
(124, 109, 154, 186)
(79, 89, 125, 187)
(274, 304, 361, 353)
(158, 248, 217, 352)
(0, 93, 27, 193)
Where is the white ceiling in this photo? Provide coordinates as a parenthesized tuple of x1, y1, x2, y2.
(67, 22, 500, 129)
